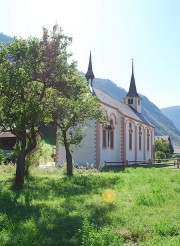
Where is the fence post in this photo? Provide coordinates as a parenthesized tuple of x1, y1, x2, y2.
(177, 158, 180, 168)
(126, 160, 128, 165)
(104, 161, 107, 168)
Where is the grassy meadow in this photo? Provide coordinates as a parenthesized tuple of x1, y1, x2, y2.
(0, 165, 179, 245)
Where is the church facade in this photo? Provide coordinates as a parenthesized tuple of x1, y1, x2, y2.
(56, 53, 155, 167)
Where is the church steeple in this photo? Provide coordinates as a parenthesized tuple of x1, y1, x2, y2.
(124, 59, 142, 113)
(126, 59, 139, 98)
(85, 51, 94, 88)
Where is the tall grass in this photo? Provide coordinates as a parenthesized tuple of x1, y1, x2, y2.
(0, 165, 179, 245)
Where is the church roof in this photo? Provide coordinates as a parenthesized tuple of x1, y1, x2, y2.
(85, 51, 95, 81)
(126, 60, 140, 98)
(93, 88, 153, 127)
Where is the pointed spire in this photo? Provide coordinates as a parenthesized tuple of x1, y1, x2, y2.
(126, 59, 139, 97)
(132, 58, 134, 74)
(85, 51, 95, 82)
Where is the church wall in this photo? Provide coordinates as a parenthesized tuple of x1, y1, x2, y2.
(56, 104, 123, 166)
(56, 115, 155, 166)
(125, 118, 154, 162)
(151, 130, 155, 159)
(56, 121, 96, 165)
(137, 123, 145, 160)
(144, 127, 154, 160)
(72, 121, 96, 164)
(125, 118, 136, 161)
(99, 105, 121, 165)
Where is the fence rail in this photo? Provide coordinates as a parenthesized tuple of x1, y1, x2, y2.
(104, 158, 180, 168)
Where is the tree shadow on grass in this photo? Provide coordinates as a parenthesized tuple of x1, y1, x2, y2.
(0, 174, 124, 246)
(0, 183, 84, 245)
(21, 174, 124, 200)
(87, 202, 116, 229)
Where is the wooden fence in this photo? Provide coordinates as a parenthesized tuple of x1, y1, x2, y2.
(104, 158, 180, 168)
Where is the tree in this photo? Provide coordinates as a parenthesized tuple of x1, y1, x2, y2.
(155, 138, 174, 159)
(0, 25, 72, 188)
(54, 68, 105, 176)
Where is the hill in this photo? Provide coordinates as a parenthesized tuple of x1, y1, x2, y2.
(0, 33, 14, 43)
(93, 77, 180, 144)
(161, 106, 180, 132)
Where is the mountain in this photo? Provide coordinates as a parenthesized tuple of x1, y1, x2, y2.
(93, 77, 180, 144)
(0, 33, 14, 43)
(161, 106, 180, 132)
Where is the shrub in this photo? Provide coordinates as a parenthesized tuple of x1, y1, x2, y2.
(155, 150, 166, 159)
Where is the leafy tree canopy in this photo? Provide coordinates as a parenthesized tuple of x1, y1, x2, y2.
(155, 138, 174, 159)
(0, 25, 72, 187)
(0, 24, 104, 186)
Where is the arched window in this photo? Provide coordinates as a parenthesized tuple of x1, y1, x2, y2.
(102, 126, 107, 148)
(129, 122, 133, 150)
(102, 120, 115, 149)
(128, 99, 131, 104)
(110, 119, 114, 149)
(138, 99, 140, 105)
(131, 98, 133, 104)
(147, 129, 150, 151)
(139, 126, 142, 151)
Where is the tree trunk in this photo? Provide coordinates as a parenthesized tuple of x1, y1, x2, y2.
(24, 127, 38, 176)
(15, 135, 26, 189)
(66, 146, 73, 176)
(62, 130, 73, 176)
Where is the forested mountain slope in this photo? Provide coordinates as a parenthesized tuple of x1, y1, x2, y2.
(93, 77, 180, 144)
(0, 33, 14, 43)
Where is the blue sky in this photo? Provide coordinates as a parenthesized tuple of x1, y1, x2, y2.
(0, 0, 180, 109)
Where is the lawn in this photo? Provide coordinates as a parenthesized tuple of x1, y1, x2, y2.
(0, 165, 179, 245)
(39, 140, 55, 164)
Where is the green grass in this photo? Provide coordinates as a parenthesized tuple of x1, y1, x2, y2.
(40, 140, 55, 164)
(0, 165, 179, 245)
(39, 124, 56, 164)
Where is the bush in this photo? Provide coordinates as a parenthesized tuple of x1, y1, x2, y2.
(155, 139, 174, 159)
(155, 150, 166, 159)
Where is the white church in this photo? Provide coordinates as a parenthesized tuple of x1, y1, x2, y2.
(56, 53, 155, 167)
